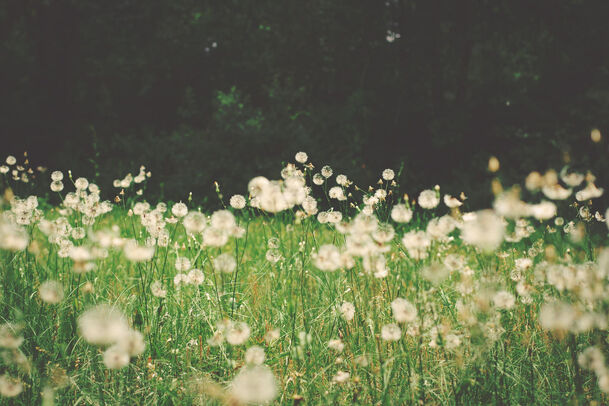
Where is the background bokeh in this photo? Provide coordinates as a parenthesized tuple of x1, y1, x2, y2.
(1, 0, 609, 207)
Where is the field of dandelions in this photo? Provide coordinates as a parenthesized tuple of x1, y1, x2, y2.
(1, 150, 609, 405)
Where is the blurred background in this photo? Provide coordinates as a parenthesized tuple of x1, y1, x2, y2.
(1, 0, 609, 207)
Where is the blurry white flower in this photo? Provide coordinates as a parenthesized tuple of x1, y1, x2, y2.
(576, 182, 604, 201)
(118, 329, 146, 357)
(230, 365, 278, 404)
(0, 375, 23, 397)
(123, 240, 154, 262)
(39, 280, 64, 304)
(332, 371, 350, 384)
(418, 189, 440, 209)
(313, 245, 342, 271)
(150, 281, 167, 298)
(391, 297, 417, 323)
(78, 305, 130, 346)
(444, 194, 463, 208)
(175, 256, 191, 272)
(0, 323, 24, 349)
(183, 212, 207, 233)
(214, 253, 236, 273)
(245, 346, 266, 366)
(171, 202, 188, 218)
(340, 302, 355, 321)
(103, 345, 130, 369)
(461, 210, 505, 252)
(187, 268, 205, 285)
(226, 322, 250, 345)
(381, 323, 402, 341)
(328, 339, 345, 353)
(493, 291, 515, 309)
(401, 230, 431, 260)
(391, 204, 413, 223)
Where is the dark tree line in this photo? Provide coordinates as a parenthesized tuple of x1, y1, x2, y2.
(1, 0, 609, 205)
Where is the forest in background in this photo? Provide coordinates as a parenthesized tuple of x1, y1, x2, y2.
(1, 0, 609, 206)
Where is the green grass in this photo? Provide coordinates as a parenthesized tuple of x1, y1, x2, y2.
(0, 162, 608, 405)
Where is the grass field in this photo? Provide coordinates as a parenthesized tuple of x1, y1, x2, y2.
(1, 153, 609, 405)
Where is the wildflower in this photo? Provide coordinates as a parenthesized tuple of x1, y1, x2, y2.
(74, 177, 89, 190)
(340, 302, 355, 321)
(0, 323, 23, 349)
(539, 302, 576, 331)
(50, 181, 64, 192)
(211, 210, 236, 231)
(230, 365, 278, 404)
(214, 253, 236, 273)
(418, 189, 439, 209)
(312, 173, 324, 185)
(245, 346, 265, 365)
(118, 329, 146, 357)
(427, 215, 457, 240)
(530, 201, 557, 220)
(203, 227, 229, 247)
(332, 371, 350, 384)
(391, 298, 417, 323)
(295, 151, 308, 163)
(485, 155, 501, 172)
(175, 256, 191, 272)
(336, 174, 349, 187)
(78, 305, 130, 346)
(381, 323, 402, 341)
(267, 237, 279, 249)
(493, 291, 515, 309)
(542, 184, 572, 200)
(173, 273, 189, 288)
(576, 182, 604, 201)
(321, 165, 333, 178)
(313, 244, 342, 271)
(329, 186, 346, 201)
(328, 339, 345, 353)
(150, 281, 167, 298)
(265, 249, 282, 263)
(382, 169, 395, 181)
(560, 168, 584, 187)
(355, 354, 369, 367)
(188, 268, 205, 285)
(226, 322, 250, 345)
(183, 212, 207, 233)
(230, 194, 246, 209)
(5, 156, 16, 166)
(461, 210, 505, 252)
(444, 334, 461, 349)
(0, 375, 23, 397)
(103, 345, 130, 369)
(39, 280, 64, 304)
(123, 240, 154, 262)
(444, 194, 463, 208)
(264, 328, 280, 345)
(401, 230, 431, 260)
(0, 217, 28, 251)
(391, 204, 413, 223)
(578, 346, 605, 373)
(171, 202, 188, 218)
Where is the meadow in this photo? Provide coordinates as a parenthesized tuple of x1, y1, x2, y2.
(1, 151, 609, 405)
